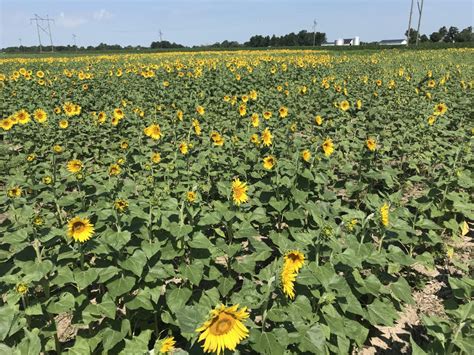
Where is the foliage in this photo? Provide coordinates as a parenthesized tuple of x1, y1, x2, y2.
(0, 48, 473, 354)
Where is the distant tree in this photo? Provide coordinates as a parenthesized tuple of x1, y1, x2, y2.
(429, 31, 443, 42)
(420, 34, 429, 42)
(405, 28, 418, 44)
(455, 26, 473, 42)
(444, 26, 459, 42)
(439, 26, 448, 38)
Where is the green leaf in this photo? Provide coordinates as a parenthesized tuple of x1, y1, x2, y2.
(107, 276, 136, 298)
(0, 304, 16, 341)
(101, 231, 131, 251)
(217, 276, 236, 296)
(166, 287, 192, 314)
(180, 262, 204, 285)
(122, 329, 152, 354)
(299, 324, 327, 353)
(119, 249, 147, 277)
(251, 330, 284, 355)
(47, 292, 75, 314)
(410, 336, 427, 355)
(367, 299, 398, 326)
(74, 268, 99, 290)
(390, 277, 414, 305)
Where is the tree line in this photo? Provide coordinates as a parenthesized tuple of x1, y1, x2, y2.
(406, 26, 473, 44)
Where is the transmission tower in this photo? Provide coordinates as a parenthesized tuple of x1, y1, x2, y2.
(415, 0, 425, 46)
(30, 14, 55, 52)
(159, 29, 163, 42)
(312, 20, 318, 46)
(73, 34, 78, 50)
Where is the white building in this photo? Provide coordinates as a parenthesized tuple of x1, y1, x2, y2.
(379, 39, 408, 45)
(323, 37, 360, 46)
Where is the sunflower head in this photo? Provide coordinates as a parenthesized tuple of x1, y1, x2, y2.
(67, 216, 94, 243)
(114, 199, 129, 213)
(366, 138, 377, 152)
(263, 111, 272, 120)
(261, 128, 272, 147)
(232, 178, 249, 206)
(151, 152, 161, 164)
(322, 138, 334, 157)
(196, 304, 249, 355)
(158, 336, 176, 354)
(7, 186, 22, 198)
(187, 191, 196, 203)
(339, 100, 350, 112)
(16, 283, 28, 295)
(301, 149, 311, 162)
(109, 164, 121, 176)
(263, 155, 276, 170)
(67, 159, 83, 174)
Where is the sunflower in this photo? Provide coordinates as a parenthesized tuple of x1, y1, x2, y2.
(239, 104, 247, 117)
(261, 128, 272, 147)
(196, 105, 205, 115)
(250, 134, 260, 145)
(159, 336, 176, 353)
(241, 95, 249, 103)
(339, 100, 350, 111)
(53, 144, 63, 153)
(144, 124, 162, 140)
(196, 304, 249, 355)
(114, 199, 129, 213)
(63, 102, 75, 117)
(67, 159, 83, 174)
(120, 140, 129, 150)
(176, 110, 184, 121)
(1, 118, 14, 131)
(33, 216, 44, 226)
(322, 138, 334, 157)
(111, 117, 119, 126)
(427, 79, 436, 88)
(232, 178, 248, 205)
(179, 142, 189, 155)
(42, 176, 52, 185)
(26, 154, 36, 162)
(263, 111, 272, 120)
(314, 115, 323, 126)
(433, 103, 447, 116)
(281, 250, 305, 299)
(380, 203, 390, 227)
(67, 216, 94, 243)
(249, 90, 258, 100)
(192, 119, 202, 136)
(7, 186, 22, 198)
(109, 164, 121, 176)
(113, 108, 125, 120)
(16, 109, 31, 125)
(279, 106, 288, 118)
(33, 109, 47, 123)
(366, 138, 377, 152)
(16, 283, 28, 295)
(251, 113, 259, 128)
(427, 116, 436, 125)
(356, 99, 362, 110)
(187, 191, 196, 203)
(98, 111, 107, 124)
(151, 152, 161, 164)
(59, 119, 69, 129)
(262, 155, 276, 170)
(301, 149, 311, 162)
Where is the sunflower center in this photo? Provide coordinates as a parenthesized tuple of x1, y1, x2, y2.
(72, 221, 85, 233)
(210, 313, 235, 335)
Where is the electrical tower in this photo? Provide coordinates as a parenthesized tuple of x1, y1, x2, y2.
(312, 20, 318, 46)
(30, 14, 55, 52)
(73, 34, 78, 50)
(406, 0, 414, 46)
(159, 29, 163, 42)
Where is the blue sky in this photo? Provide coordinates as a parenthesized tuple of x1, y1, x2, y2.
(1, 0, 473, 47)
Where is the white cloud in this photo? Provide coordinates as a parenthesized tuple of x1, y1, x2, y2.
(57, 12, 88, 28)
(93, 9, 113, 21)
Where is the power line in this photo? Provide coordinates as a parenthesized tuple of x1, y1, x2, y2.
(312, 19, 318, 46)
(30, 14, 55, 52)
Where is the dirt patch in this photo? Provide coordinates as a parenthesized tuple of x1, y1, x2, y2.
(55, 313, 77, 343)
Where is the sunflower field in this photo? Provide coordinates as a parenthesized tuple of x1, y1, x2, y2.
(0, 49, 473, 354)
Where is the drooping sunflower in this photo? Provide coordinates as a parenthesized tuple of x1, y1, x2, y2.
(232, 178, 249, 205)
(196, 304, 249, 355)
(284, 250, 305, 273)
(380, 203, 390, 227)
(281, 267, 297, 299)
(314, 115, 323, 126)
(251, 113, 259, 127)
(192, 119, 202, 136)
(67, 159, 83, 174)
(144, 124, 162, 140)
(239, 104, 247, 117)
(211, 131, 224, 146)
(176, 110, 184, 121)
(42, 176, 52, 185)
(250, 134, 260, 146)
(356, 99, 363, 110)
(322, 138, 334, 157)
(179, 142, 189, 155)
(261, 128, 272, 147)
(97, 111, 107, 124)
(427, 116, 436, 125)
(196, 105, 205, 116)
(158, 336, 176, 353)
(33, 109, 47, 123)
(263, 155, 276, 170)
(301, 149, 311, 162)
(366, 138, 377, 152)
(281, 250, 305, 299)
(67, 216, 94, 243)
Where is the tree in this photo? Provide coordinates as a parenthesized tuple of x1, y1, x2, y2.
(455, 26, 474, 42)
(420, 34, 429, 42)
(405, 28, 418, 44)
(429, 31, 443, 42)
(444, 26, 459, 42)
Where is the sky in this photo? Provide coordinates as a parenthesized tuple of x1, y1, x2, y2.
(1, 0, 473, 48)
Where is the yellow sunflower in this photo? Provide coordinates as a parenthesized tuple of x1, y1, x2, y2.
(8, 186, 22, 198)
(187, 191, 196, 203)
(113, 108, 125, 120)
(144, 124, 162, 140)
(16, 109, 31, 125)
(16, 283, 28, 295)
(192, 119, 202, 136)
(301, 149, 311, 162)
(279, 106, 288, 118)
(314, 115, 323, 126)
(196, 304, 249, 355)
(1, 118, 14, 131)
(281, 250, 305, 299)
(63, 102, 75, 117)
(67, 159, 83, 174)
(263, 155, 276, 170)
(196, 105, 205, 115)
(261, 128, 272, 147)
(239, 104, 247, 117)
(380, 203, 390, 227)
(114, 199, 129, 213)
(67, 216, 94, 243)
(59, 119, 69, 129)
(366, 138, 377, 152)
(158, 336, 176, 353)
(263, 111, 272, 120)
(232, 178, 249, 205)
(109, 164, 121, 176)
(33, 109, 47, 123)
(179, 142, 189, 155)
(322, 138, 334, 157)
(251, 113, 259, 128)
(339, 100, 350, 111)
(250, 134, 260, 145)
(151, 152, 161, 164)
(433, 103, 447, 116)
(428, 116, 436, 125)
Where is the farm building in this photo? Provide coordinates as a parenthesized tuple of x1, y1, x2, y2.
(379, 39, 408, 45)
(322, 37, 361, 46)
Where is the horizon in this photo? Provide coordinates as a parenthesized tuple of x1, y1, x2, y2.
(1, 0, 473, 48)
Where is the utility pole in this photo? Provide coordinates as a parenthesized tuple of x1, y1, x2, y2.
(312, 20, 318, 46)
(18, 38, 22, 50)
(73, 34, 77, 50)
(30, 14, 55, 52)
(406, 0, 414, 46)
(415, 0, 424, 46)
